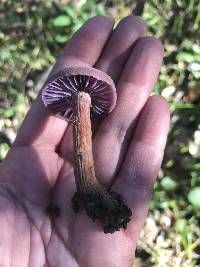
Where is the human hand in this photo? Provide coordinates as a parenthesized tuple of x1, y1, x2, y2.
(0, 16, 170, 266)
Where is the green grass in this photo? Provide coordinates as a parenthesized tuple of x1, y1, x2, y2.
(0, 0, 200, 266)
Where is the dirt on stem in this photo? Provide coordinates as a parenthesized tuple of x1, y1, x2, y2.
(72, 92, 132, 234)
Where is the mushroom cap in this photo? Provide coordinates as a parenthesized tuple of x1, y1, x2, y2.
(42, 66, 117, 121)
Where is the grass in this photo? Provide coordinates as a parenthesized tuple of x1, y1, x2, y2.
(0, 0, 200, 266)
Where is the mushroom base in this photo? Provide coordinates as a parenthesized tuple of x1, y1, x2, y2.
(72, 191, 132, 234)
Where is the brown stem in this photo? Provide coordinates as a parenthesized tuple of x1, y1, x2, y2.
(72, 92, 104, 194)
(71, 92, 132, 234)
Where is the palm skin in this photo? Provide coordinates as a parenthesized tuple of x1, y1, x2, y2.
(0, 16, 170, 267)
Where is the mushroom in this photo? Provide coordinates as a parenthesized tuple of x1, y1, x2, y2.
(42, 66, 132, 234)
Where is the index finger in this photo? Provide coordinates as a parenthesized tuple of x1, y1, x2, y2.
(14, 16, 114, 148)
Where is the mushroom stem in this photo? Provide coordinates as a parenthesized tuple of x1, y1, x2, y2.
(72, 92, 104, 194)
(71, 92, 132, 234)
(42, 66, 132, 233)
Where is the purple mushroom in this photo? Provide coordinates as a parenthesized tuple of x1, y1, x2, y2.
(42, 66, 116, 120)
(42, 66, 132, 234)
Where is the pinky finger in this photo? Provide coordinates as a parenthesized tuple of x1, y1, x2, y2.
(112, 96, 170, 245)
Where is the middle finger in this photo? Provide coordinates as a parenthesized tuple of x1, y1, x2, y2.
(95, 15, 146, 83)
(93, 37, 164, 186)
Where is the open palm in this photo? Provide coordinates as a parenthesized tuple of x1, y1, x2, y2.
(0, 16, 170, 267)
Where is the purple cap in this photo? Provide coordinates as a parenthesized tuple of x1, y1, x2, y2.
(42, 66, 117, 121)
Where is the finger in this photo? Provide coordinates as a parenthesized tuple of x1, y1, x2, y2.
(93, 37, 164, 185)
(50, 16, 114, 75)
(113, 96, 170, 243)
(95, 15, 146, 83)
(58, 15, 146, 159)
(14, 16, 114, 147)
